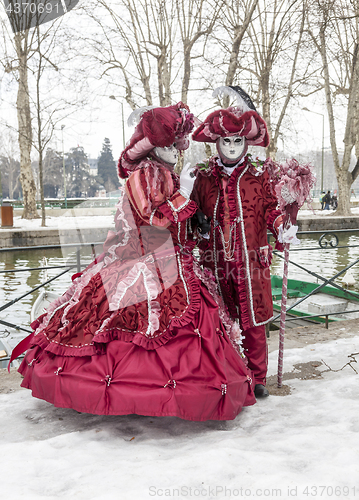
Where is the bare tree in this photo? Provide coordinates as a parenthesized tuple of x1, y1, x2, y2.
(86, 0, 221, 109)
(241, 0, 311, 158)
(34, 22, 58, 226)
(1, 3, 59, 219)
(306, 0, 359, 215)
(3, 24, 38, 218)
(1, 4, 89, 221)
(176, 0, 223, 103)
(86, 0, 174, 108)
(215, 0, 259, 98)
(31, 21, 89, 225)
(205, 1, 315, 159)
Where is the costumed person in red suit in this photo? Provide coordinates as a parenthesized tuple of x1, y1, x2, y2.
(15, 102, 255, 421)
(191, 86, 291, 398)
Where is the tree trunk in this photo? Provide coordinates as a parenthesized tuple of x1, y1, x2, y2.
(336, 170, 352, 215)
(162, 51, 171, 106)
(36, 25, 46, 227)
(225, 26, 241, 87)
(181, 45, 191, 104)
(320, 32, 351, 215)
(261, 73, 276, 158)
(157, 51, 165, 106)
(157, 47, 171, 106)
(15, 32, 38, 219)
(222, 26, 241, 108)
(204, 143, 212, 158)
(174, 154, 184, 175)
(38, 152, 46, 226)
(9, 161, 14, 199)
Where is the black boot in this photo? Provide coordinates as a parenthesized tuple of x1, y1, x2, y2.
(254, 384, 269, 398)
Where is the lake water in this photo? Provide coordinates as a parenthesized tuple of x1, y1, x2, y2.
(1, 231, 359, 347)
(271, 232, 359, 288)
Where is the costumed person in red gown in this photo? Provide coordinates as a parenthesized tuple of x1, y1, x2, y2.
(191, 86, 292, 398)
(15, 102, 255, 420)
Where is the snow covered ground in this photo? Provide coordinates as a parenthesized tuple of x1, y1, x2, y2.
(11, 214, 115, 230)
(2, 209, 359, 499)
(8, 204, 359, 232)
(299, 206, 359, 217)
(1, 336, 358, 500)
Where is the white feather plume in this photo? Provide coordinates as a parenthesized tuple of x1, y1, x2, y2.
(127, 106, 157, 127)
(212, 86, 253, 113)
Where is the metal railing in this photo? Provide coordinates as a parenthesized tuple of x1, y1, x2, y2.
(268, 229, 359, 329)
(5, 193, 122, 210)
(0, 242, 102, 335)
(0, 229, 358, 344)
(270, 307, 359, 330)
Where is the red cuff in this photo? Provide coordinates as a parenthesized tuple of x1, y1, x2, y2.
(158, 191, 198, 223)
(267, 210, 283, 237)
(275, 240, 284, 252)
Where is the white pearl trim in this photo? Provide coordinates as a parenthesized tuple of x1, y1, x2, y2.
(177, 252, 190, 305)
(235, 166, 274, 327)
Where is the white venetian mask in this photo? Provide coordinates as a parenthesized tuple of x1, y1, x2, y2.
(217, 135, 246, 163)
(153, 145, 179, 166)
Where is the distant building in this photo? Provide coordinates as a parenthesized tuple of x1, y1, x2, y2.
(95, 185, 107, 198)
(88, 158, 98, 177)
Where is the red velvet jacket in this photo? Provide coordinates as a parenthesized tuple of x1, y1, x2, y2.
(191, 155, 283, 330)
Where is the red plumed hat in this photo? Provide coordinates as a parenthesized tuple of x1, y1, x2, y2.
(118, 102, 194, 179)
(192, 86, 269, 147)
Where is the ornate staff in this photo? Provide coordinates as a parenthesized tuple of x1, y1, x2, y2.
(272, 159, 316, 388)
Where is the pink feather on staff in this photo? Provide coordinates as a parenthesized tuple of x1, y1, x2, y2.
(268, 158, 316, 225)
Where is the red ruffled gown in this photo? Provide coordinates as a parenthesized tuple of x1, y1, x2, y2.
(18, 158, 255, 421)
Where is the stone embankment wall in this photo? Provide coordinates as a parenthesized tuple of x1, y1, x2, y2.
(297, 216, 359, 232)
(0, 227, 111, 249)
